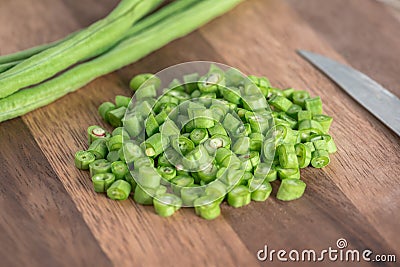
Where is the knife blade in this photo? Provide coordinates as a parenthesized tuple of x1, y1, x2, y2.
(298, 50, 400, 137)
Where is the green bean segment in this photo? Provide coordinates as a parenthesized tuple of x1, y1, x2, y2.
(227, 185, 251, 208)
(194, 196, 221, 220)
(92, 173, 115, 193)
(75, 150, 96, 170)
(295, 143, 312, 168)
(311, 150, 330, 168)
(153, 193, 182, 217)
(189, 128, 208, 145)
(87, 125, 109, 145)
(249, 180, 272, 201)
(89, 159, 112, 177)
(277, 179, 306, 201)
(107, 180, 131, 200)
(111, 161, 129, 180)
(88, 139, 108, 159)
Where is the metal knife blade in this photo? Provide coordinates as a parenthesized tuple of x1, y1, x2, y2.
(298, 50, 400, 137)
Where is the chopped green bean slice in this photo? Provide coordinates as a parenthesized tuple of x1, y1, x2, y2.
(277, 178, 306, 201)
(145, 114, 159, 137)
(181, 185, 203, 206)
(92, 173, 115, 193)
(123, 142, 144, 163)
(194, 195, 221, 220)
(145, 133, 169, 157)
(115, 95, 131, 108)
(292, 90, 310, 108)
(313, 140, 328, 151)
(107, 134, 123, 151)
(137, 166, 161, 188)
(171, 175, 195, 195)
(278, 144, 298, 169)
(123, 115, 142, 138)
(197, 164, 218, 183)
(74, 150, 96, 170)
(297, 110, 312, 122)
(129, 73, 160, 92)
(190, 128, 208, 145)
(89, 159, 112, 177)
(227, 185, 251, 208)
(108, 106, 127, 128)
(232, 136, 250, 155)
(295, 143, 312, 168)
(133, 186, 153, 205)
(107, 180, 131, 201)
(278, 168, 300, 179)
(171, 135, 195, 155)
(125, 172, 137, 191)
(311, 150, 330, 168)
(268, 95, 293, 112)
(305, 96, 323, 115)
(111, 161, 128, 180)
(313, 114, 333, 133)
(87, 125, 109, 145)
(208, 123, 227, 136)
(286, 104, 302, 119)
(107, 150, 120, 163)
(98, 102, 116, 123)
(136, 85, 157, 101)
(153, 193, 182, 217)
(158, 166, 176, 181)
(249, 132, 263, 151)
(248, 179, 272, 201)
(183, 73, 199, 93)
(88, 139, 108, 159)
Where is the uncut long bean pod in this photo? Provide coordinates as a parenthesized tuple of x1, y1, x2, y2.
(0, 0, 243, 122)
(0, 0, 198, 71)
(0, 0, 163, 99)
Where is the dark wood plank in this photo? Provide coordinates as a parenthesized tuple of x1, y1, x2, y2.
(0, 119, 112, 267)
(286, 0, 400, 97)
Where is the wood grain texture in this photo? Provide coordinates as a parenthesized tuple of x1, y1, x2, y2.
(0, 119, 111, 267)
(285, 0, 400, 252)
(201, 1, 400, 262)
(287, 0, 400, 97)
(0, 0, 399, 266)
(199, 0, 400, 261)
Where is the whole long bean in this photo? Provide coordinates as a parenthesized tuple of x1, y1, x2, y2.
(0, 0, 163, 99)
(0, 33, 77, 66)
(0, 0, 243, 122)
(0, 61, 22, 73)
(0, 0, 198, 71)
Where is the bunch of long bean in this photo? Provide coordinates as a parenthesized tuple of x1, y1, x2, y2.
(74, 64, 337, 220)
(0, 0, 244, 122)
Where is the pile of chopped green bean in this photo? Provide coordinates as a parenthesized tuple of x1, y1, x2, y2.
(74, 64, 336, 219)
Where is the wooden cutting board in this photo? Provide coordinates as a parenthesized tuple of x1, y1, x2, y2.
(0, 0, 399, 266)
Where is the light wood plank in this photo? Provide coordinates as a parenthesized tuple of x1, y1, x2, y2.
(199, 0, 400, 253)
